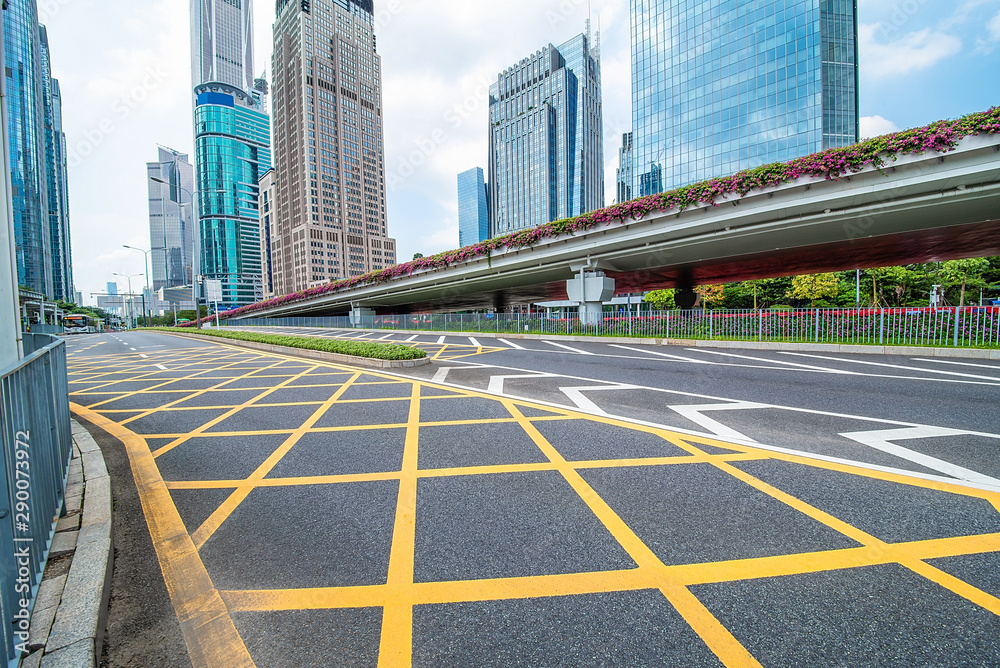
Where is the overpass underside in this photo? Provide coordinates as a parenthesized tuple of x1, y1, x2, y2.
(238, 136, 1000, 318)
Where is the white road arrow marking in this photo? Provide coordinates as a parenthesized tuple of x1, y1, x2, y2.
(839, 427, 1000, 486)
(559, 385, 639, 415)
(668, 402, 770, 443)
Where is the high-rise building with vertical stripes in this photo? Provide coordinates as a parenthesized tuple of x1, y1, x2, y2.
(191, 0, 255, 93)
(269, 0, 396, 296)
(4, 1, 74, 299)
(488, 29, 603, 236)
(630, 0, 859, 196)
(147, 148, 195, 290)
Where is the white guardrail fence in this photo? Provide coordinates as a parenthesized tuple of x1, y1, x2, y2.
(226, 306, 1000, 349)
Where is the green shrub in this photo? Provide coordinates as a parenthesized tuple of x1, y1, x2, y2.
(140, 327, 427, 361)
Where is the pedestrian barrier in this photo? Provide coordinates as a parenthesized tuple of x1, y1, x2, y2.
(0, 335, 72, 667)
(230, 306, 1000, 349)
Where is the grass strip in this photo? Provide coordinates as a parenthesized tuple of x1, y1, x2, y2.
(140, 327, 427, 361)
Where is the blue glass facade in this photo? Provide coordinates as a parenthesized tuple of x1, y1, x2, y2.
(458, 167, 489, 247)
(39, 26, 72, 302)
(631, 0, 858, 195)
(4, 0, 53, 297)
(488, 30, 603, 236)
(194, 82, 272, 308)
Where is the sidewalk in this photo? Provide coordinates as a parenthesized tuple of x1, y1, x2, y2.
(21, 421, 113, 668)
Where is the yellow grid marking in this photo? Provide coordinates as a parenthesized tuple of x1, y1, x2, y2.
(68, 334, 1000, 668)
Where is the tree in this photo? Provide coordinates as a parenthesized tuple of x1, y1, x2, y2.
(695, 284, 725, 308)
(939, 258, 990, 306)
(412, 253, 424, 260)
(786, 273, 839, 306)
(643, 289, 675, 311)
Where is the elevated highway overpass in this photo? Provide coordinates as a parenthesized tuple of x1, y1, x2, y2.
(233, 133, 1000, 319)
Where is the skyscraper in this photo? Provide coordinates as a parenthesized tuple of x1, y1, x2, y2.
(191, 0, 255, 94)
(457, 167, 489, 247)
(194, 80, 272, 308)
(147, 148, 195, 290)
(4, 0, 52, 297)
(258, 168, 277, 298)
(39, 26, 72, 302)
(269, 0, 396, 296)
(616, 132, 633, 204)
(488, 29, 603, 236)
(630, 0, 859, 195)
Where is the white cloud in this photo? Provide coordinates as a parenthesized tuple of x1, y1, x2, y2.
(860, 116, 901, 139)
(975, 10, 1000, 53)
(859, 24, 963, 79)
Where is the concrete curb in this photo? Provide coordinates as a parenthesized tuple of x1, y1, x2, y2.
(297, 326, 1000, 360)
(23, 420, 113, 668)
(161, 331, 431, 368)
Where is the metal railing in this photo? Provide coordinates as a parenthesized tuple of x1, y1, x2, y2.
(229, 306, 1000, 349)
(1, 335, 72, 667)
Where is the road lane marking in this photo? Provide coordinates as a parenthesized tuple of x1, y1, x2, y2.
(778, 352, 1000, 382)
(405, 335, 419, 342)
(468, 337, 483, 347)
(559, 385, 639, 416)
(487, 372, 558, 395)
(840, 427, 1000, 487)
(497, 338, 526, 350)
(912, 358, 1000, 371)
(378, 333, 395, 340)
(436, 336, 447, 344)
(687, 349, 859, 374)
(70, 404, 255, 667)
(610, 345, 712, 363)
(140, 354, 148, 358)
(545, 341, 596, 355)
(669, 403, 768, 443)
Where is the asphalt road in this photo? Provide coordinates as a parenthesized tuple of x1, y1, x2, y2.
(62, 329, 1000, 667)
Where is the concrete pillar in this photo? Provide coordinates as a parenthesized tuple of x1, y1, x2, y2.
(350, 307, 375, 327)
(566, 270, 615, 326)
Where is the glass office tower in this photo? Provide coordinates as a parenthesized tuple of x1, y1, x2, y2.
(4, 0, 52, 297)
(488, 29, 603, 236)
(191, 0, 255, 94)
(147, 148, 195, 290)
(631, 0, 859, 196)
(39, 26, 73, 302)
(458, 167, 489, 247)
(194, 81, 272, 308)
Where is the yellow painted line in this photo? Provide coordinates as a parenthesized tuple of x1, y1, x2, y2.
(219, 532, 1000, 614)
(150, 362, 324, 459)
(70, 403, 255, 668)
(502, 401, 762, 668)
(378, 383, 421, 668)
(904, 560, 1000, 616)
(190, 371, 364, 549)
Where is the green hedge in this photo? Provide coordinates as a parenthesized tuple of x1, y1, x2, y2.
(141, 327, 427, 361)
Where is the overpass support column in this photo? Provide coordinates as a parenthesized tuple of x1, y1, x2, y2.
(350, 306, 375, 327)
(566, 270, 615, 326)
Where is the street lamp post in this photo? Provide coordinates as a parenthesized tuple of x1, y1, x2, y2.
(123, 245, 166, 327)
(113, 272, 144, 329)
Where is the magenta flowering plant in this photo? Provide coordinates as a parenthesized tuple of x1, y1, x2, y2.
(214, 107, 1000, 322)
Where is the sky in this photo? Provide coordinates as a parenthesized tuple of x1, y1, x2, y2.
(40, 0, 1000, 306)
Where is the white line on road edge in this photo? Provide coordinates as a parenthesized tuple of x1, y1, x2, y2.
(437, 336, 447, 344)
(497, 338, 526, 350)
(669, 402, 769, 443)
(156, 364, 168, 370)
(545, 341, 596, 355)
(610, 345, 712, 364)
(840, 427, 1000, 487)
(778, 352, 1000, 382)
(911, 358, 1000, 371)
(687, 349, 860, 374)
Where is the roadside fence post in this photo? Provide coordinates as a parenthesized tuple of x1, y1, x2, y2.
(953, 307, 961, 347)
(815, 308, 820, 343)
(879, 308, 885, 345)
